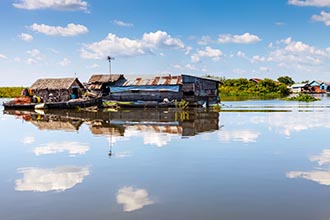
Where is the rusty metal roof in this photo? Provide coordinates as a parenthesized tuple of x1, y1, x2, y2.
(88, 74, 124, 83)
(122, 75, 182, 86)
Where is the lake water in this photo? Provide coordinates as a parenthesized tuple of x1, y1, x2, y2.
(1, 97, 330, 220)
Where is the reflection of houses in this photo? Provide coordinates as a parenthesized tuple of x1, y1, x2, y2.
(110, 74, 220, 106)
(30, 78, 84, 102)
(3, 109, 219, 136)
(87, 74, 125, 96)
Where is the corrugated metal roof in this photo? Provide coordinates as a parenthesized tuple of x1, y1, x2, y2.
(122, 75, 182, 86)
(88, 74, 123, 83)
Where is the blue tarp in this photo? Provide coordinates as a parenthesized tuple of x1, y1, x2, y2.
(110, 85, 180, 93)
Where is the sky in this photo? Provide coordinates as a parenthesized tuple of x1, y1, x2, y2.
(1, 0, 330, 86)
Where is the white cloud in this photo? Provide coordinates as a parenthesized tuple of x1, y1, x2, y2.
(191, 46, 223, 63)
(218, 130, 260, 143)
(26, 58, 36, 64)
(87, 63, 100, 68)
(30, 23, 88, 37)
(173, 64, 199, 71)
(27, 49, 41, 57)
(252, 55, 266, 63)
(113, 20, 133, 27)
(59, 57, 71, 66)
(0, 54, 7, 59)
(268, 37, 329, 68)
(18, 33, 33, 42)
(16, 166, 89, 192)
(218, 32, 261, 44)
(116, 186, 154, 212)
(237, 51, 246, 58)
(198, 35, 212, 45)
(34, 141, 89, 156)
(81, 30, 185, 59)
(288, 0, 330, 7)
(312, 11, 330, 25)
(259, 66, 270, 72)
(13, 0, 88, 11)
(21, 136, 35, 144)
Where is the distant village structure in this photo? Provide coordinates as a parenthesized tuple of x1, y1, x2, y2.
(109, 74, 221, 106)
(30, 78, 84, 102)
(290, 80, 330, 94)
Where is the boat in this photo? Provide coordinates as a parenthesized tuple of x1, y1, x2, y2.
(3, 97, 102, 110)
(34, 97, 102, 109)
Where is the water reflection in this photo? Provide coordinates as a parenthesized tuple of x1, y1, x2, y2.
(34, 141, 90, 156)
(287, 149, 330, 186)
(218, 130, 260, 143)
(3, 108, 220, 138)
(116, 186, 154, 212)
(16, 166, 90, 192)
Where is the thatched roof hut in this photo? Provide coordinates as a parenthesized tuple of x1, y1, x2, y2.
(87, 74, 125, 96)
(30, 78, 84, 102)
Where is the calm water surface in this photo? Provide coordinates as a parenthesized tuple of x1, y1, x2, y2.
(1, 97, 330, 220)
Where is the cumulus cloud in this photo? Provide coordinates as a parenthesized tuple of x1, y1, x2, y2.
(198, 35, 212, 45)
(173, 64, 199, 71)
(286, 170, 330, 185)
(58, 57, 71, 66)
(81, 30, 185, 59)
(288, 0, 330, 7)
(34, 141, 89, 156)
(117, 186, 154, 212)
(18, 33, 33, 42)
(218, 32, 261, 44)
(191, 46, 223, 63)
(16, 166, 89, 192)
(0, 54, 7, 59)
(268, 37, 329, 68)
(113, 20, 133, 27)
(30, 23, 88, 37)
(13, 0, 88, 11)
(312, 11, 330, 25)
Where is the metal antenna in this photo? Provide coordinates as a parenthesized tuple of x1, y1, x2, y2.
(107, 56, 115, 77)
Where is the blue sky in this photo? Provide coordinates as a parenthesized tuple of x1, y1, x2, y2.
(1, 0, 330, 86)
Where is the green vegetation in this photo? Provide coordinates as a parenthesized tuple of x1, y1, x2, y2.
(284, 93, 320, 102)
(219, 78, 290, 100)
(0, 87, 24, 98)
(277, 76, 294, 86)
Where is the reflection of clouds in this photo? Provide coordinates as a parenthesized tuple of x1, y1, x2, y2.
(287, 149, 330, 186)
(34, 141, 89, 156)
(310, 149, 330, 166)
(16, 166, 89, 192)
(218, 130, 260, 143)
(21, 136, 35, 144)
(144, 133, 171, 147)
(115, 151, 132, 158)
(286, 170, 330, 186)
(116, 186, 154, 212)
(125, 127, 173, 147)
(251, 112, 330, 136)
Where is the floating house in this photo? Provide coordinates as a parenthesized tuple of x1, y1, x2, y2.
(30, 77, 84, 102)
(290, 83, 309, 93)
(320, 82, 330, 93)
(109, 74, 221, 106)
(309, 80, 323, 93)
(87, 74, 125, 96)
